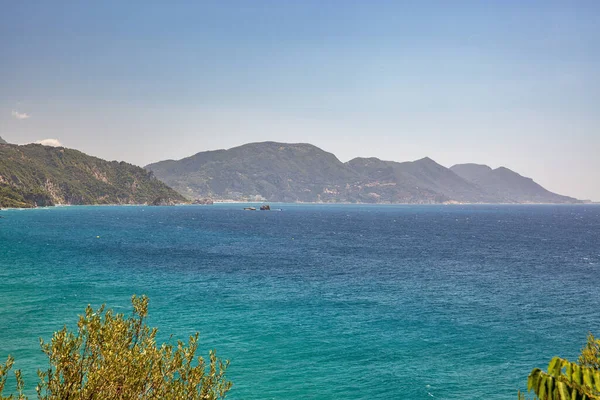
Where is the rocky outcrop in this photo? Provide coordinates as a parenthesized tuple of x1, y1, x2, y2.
(193, 198, 214, 205)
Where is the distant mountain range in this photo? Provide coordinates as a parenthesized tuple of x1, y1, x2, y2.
(0, 143, 186, 208)
(145, 142, 580, 204)
(0, 136, 7, 145)
(449, 163, 576, 204)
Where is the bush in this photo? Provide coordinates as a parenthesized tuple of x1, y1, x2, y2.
(520, 333, 600, 400)
(0, 295, 231, 399)
(580, 333, 600, 370)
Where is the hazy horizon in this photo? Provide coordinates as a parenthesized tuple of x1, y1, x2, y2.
(1, 1, 598, 200)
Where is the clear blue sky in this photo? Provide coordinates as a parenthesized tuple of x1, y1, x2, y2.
(1, 1, 598, 200)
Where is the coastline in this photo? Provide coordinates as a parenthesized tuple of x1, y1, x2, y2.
(1, 200, 597, 211)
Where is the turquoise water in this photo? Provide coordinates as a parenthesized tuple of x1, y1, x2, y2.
(1, 204, 599, 399)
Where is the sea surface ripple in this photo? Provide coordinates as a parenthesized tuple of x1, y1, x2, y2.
(1, 204, 599, 399)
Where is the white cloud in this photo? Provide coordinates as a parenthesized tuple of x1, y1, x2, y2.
(11, 110, 30, 120)
(35, 138, 63, 147)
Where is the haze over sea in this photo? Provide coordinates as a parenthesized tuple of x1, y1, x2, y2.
(1, 204, 599, 399)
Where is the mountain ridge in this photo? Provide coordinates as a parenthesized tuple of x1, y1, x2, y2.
(145, 141, 580, 204)
(450, 163, 577, 203)
(0, 143, 186, 208)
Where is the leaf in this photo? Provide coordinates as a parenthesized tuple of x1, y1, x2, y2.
(556, 381, 571, 400)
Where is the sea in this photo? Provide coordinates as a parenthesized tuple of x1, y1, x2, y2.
(1, 204, 599, 399)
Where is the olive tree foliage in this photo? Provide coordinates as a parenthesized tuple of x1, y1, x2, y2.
(0, 357, 25, 400)
(579, 334, 600, 370)
(0, 295, 232, 399)
(519, 333, 600, 400)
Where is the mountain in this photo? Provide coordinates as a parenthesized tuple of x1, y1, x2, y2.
(146, 142, 358, 202)
(346, 157, 500, 203)
(450, 163, 578, 203)
(0, 143, 186, 208)
(448, 163, 493, 183)
(0, 136, 7, 145)
(145, 141, 580, 204)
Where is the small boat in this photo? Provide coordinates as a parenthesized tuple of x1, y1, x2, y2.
(243, 207, 256, 211)
(260, 205, 271, 211)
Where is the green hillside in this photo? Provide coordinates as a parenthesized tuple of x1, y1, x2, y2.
(146, 142, 358, 202)
(0, 143, 186, 208)
(146, 141, 581, 204)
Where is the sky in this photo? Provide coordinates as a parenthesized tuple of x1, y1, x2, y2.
(1, 1, 598, 200)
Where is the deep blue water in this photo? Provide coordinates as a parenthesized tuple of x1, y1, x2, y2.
(1, 204, 599, 399)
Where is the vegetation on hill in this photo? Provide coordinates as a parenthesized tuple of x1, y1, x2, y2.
(0, 295, 231, 399)
(146, 141, 580, 204)
(146, 142, 358, 203)
(0, 144, 186, 208)
(346, 156, 498, 203)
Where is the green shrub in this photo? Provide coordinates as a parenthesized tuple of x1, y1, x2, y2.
(521, 333, 600, 400)
(0, 295, 231, 399)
